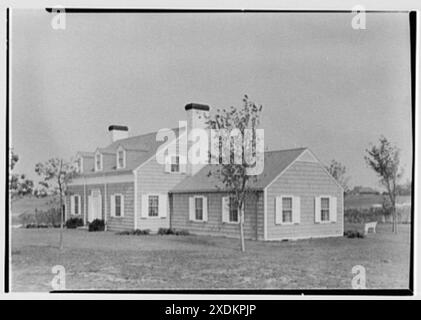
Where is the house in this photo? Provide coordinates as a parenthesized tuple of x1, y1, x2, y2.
(67, 103, 344, 240)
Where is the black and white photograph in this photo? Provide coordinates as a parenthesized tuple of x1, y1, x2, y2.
(3, 3, 418, 298)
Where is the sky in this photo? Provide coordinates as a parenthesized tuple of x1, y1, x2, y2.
(11, 10, 412, 189)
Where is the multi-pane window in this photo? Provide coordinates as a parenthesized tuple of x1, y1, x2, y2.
(171, 156, 180, 173)
(117, 150, 124, 168)
(115, 195, 122, 217)
(148, 195, 159, 217)
(229, 197, 239, 223)
(321, 197, 330, 221)
(282, 197, 293, 223)
(74, 195, 80, 215)
(195, 197, 203, 220)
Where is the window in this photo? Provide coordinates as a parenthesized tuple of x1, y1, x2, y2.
(229, 197, 239, 223)
(321, 197, 330, 222)
(195, 197, 203, 220)
(148, 195, 159, 217)
(95, 152, 102, 171)
(77, 157, 83, 173)
(115, 195, 122, 217)
(71, 195, 81, 215)
(282, 197, 293, 223)
(171, 156, 180, 173)
(117, 148, 125, 169)
(74, 195, 79, 215)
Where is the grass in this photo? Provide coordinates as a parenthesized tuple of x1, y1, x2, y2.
(11, 223, 411, 291)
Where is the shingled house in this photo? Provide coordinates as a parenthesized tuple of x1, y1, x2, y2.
(67, 103, 343, 240)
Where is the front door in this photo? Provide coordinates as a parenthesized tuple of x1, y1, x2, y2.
(88, 189, 102, 222)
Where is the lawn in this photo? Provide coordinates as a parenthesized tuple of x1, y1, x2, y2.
(11, 224, 411, 291)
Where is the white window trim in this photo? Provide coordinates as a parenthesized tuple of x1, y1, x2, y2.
(147, 194, 160, 219)
(164, 154, 187, 174)
(191, 195, 207, 222)
(95, 151, 103, 172)
(116, 147, 126, 169)
(319, 195, 332, 224)
(279, 195, 295, 225)
(71, 195, 82, 215)
(111, 193, 125, 218)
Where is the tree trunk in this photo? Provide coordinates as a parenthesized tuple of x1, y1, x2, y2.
(59, 193, 64, 250)
(392, 205, 398, 234)
(239, 205, 245, 252)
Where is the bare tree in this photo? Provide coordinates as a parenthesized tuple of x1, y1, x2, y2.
(206, 95, 263, 252)
(326, 160, 350, 193)
(35, 158, 77, 249)
(364, 136, 402, 233)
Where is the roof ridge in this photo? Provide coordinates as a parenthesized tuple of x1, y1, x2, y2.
(264, 147, 307, 153)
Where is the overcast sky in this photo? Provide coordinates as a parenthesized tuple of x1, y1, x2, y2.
(11, 10, 412, 189)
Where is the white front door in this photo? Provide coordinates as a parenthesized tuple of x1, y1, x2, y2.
(88, 190, 102, 222)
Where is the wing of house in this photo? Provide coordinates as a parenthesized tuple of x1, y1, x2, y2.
(67, 103, 343, 240)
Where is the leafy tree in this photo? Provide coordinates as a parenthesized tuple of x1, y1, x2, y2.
(9, 149, 33, 199)
(364, 136, 402, 233)
(326, 160, 350, 192)
(35, 158, 77, 249)
(206, 95, 263, 252)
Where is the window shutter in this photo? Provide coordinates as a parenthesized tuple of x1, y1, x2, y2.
(275, 196, 282, 224)
(141, 194, 148, 218)
(315, 197, 321, 223)
(78, 196, 82, 215)
(164, 155, 171, 173)
(203, 197, 208, 222)
(121, 195, 125, 217)
(330, 196, 337, 222)
(222, 196, 229, 222)
(189, 197, 195, 221)
(292, 196, 301, 224)
(70, 196, 75, 215)
(110, 195, 115, 217)
(159, 194, 167, 218)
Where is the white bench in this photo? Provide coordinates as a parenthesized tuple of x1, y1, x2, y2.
(364, 221, 377, 235)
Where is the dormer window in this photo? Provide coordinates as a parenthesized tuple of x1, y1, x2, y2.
(116, 147, 126, 169)
(171, 156, 180, 173)
(77, 157, 83, 173)
(95, 152, 102, 171)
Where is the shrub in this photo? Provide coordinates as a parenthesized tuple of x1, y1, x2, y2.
(88, 219, 105, 232)
(65, 217, 84, 229)
(344, 230, 365, 239)
(157, 228, 189, 236)
(116, 229, 151, 236)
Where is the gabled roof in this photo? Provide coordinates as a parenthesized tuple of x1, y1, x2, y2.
(80, 128, 180, 176)
(170, 147, 307, 193)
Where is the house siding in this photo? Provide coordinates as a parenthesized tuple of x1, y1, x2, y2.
(171, 191, 263, 240)
(105, 182, 135, 232)
(266, 160, 343, 240)
(66, 185, 86, 221)
(135, 158, 187, 232)
(67, 182, 135, 231)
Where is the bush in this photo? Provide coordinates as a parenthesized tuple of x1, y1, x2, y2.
(88, 219, 105, 232)
(344, 230, 365, 239)
(116, 229, 151, 236)
(65, 217, 84, 229)
(157, 228, 189, 236)
(344, 207, 388, 224)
